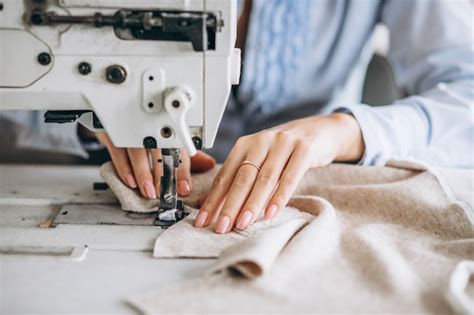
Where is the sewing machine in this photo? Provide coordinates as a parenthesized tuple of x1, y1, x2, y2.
(0, 0, 240, 225)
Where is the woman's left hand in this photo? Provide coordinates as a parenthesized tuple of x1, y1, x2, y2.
(193, 113, 365, 233)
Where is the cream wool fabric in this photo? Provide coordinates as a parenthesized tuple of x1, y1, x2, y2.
(100, 162, 159, 213)
(153, 205, 312, 259)
(100, 161, 221, 213)
(127, 162, 473, 314)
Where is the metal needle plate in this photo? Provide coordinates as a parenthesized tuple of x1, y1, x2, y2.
(53, 204, 156, 227)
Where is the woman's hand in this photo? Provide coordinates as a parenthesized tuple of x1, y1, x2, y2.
(96, 133, 216, 199)
(194, 113, 364, 233)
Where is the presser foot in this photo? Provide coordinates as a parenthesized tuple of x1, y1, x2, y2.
(153, 200, 189, 229)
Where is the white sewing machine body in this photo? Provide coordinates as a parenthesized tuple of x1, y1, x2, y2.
(0, 0, 240, 155)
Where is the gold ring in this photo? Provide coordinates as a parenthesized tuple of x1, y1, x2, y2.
(240, 160, 262, 171)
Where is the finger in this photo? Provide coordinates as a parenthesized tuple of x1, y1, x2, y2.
(265, 143, 309, 220)
(197, 192, 208, 207)
(96, 133, 137, 189)
(177, 150, 192, 197)
(194, 139, 248, 228)
(191, 151, 216, 173)
(236, 134, 295, 230)
(214, 146, 269, 234)
(127, 148, 156, 199)
(150, 149, 163, 197)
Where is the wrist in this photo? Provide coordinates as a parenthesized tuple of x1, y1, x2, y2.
(329, 113, 364, 162)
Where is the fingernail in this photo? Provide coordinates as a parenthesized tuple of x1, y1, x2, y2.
(179, 180, 191, 196)
(215, 216, 231, 234)
(194, 211, 208, 228)
(125, 174, 137, 188)
(144, 180, 157, 199)
(236, 211, 253, 230)
(265, 204, 278, 220)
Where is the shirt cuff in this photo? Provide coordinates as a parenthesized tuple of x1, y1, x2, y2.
(334, 105, 390, 166)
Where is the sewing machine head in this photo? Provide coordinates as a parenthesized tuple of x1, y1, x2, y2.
(0, 0, 240, 226)
(0, 0, 240, 155)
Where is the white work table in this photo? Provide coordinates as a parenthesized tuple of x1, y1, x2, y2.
(0, 164, 213, 314)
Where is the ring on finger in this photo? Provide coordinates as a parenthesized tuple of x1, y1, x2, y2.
(240, 160, 262, 171)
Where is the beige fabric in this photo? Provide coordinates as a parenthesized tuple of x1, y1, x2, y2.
(129, 162, 474, 314)
(100, 161, 221, 213)
(100, 162, 159, 213)
(153, 206, 312, 259)
(208, 215, 314, 279)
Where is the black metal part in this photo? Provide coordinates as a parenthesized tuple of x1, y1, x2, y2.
(192, 136, 203, 150)
(143, 136, 157, 149)
(106, 65, 127, 84)
(44, 110, 103, 130)
(93, 182, 109, 190)
(37, 52, 51, 65)
(92, 114, 103, 129)
(159, 148, 178, 210)
(30, 10, 46, 25)
(29, 8, 221, 52)
(78, 62, 92, 75)
(44, 110, 89, 123)
(154, 149, 187, 228)
(154, 200, 188, 228)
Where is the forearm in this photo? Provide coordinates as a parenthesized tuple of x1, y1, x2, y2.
(336, 81, 474, 168)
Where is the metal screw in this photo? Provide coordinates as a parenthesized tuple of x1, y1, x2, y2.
(37, 52, 51, 65)
(161, 127, 173, 138)
(78, 62, 91, 75)
(106, 65, 127, 84)
(30, 10, 45, 25)
(164, 193, 175, 203)
(172, 100, 180, 108)
(143, 136, 157, 149)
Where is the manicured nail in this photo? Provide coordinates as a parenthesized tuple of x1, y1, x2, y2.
(215, 216, 230, 234)
(144, 180, 157, 199)
(236, 211, 253, 230)
(265, 204, 278, 220)
(179, 180, 191, 196)
(194, 211, 208, 228)
(125, 174, 137, 188)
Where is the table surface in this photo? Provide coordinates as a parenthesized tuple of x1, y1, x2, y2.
(0, 164, 213, 314)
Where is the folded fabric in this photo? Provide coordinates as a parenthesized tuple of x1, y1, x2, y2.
(153, 206, 312, 260)
(129, 162, 474, 314)
(100, 161, 220, 213)
(100, 162, 159, 213)
(208, 215, 312, 279)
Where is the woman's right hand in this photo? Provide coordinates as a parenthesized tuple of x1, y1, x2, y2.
(96, 133, 216, 199)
